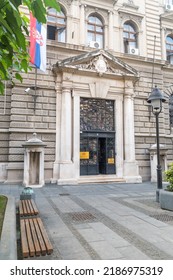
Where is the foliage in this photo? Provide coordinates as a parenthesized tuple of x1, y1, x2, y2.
(0, 195, 7, 238)
(164, 162, 173, 191)
(0, 0, 60, 94)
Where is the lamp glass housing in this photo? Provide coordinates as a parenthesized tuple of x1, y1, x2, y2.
(151, 98, 161, 113)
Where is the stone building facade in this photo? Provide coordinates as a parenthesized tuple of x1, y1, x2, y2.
(0, 0, 173, 185)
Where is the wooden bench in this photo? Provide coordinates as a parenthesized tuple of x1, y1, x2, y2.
(20, 217, 53, 258)
(19, 199, 39, 217)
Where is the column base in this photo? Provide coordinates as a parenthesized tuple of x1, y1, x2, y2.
(52, 161, 78, 185)
(124, 161, 142, 183)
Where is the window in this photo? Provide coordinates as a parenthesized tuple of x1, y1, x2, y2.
(165, 0, 173, 5)
(166, 35, 173, 64)
(123, 21, 138, 53)
(47, 8, 66, 42)
(87, 15, 104, 48)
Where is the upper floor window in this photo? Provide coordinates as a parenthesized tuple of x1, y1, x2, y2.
(166, 35, 173, 64)
(165, 0, 173, 4)
(123, 21, 138, 54)
(87, 15, 104, 48)
(47, 8, 66, 42)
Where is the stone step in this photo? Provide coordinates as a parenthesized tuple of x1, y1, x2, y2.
(79, 175, 125, 184)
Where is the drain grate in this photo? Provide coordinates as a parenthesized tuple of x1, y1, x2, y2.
(59, 193, 70, 196)
(68, 211, 96, 222)
(150, 213, 173, 222)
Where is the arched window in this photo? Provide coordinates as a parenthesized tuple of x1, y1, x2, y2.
(166, 35, 173, 64)
(123, 21, 138, 54)
(87, 15, 104, 48)
(47, 8, 66, 42)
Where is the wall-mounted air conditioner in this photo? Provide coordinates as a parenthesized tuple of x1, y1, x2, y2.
(165, 4, 173, 10)
(129, 47, 139, 55)
(89, 41, 100, 49)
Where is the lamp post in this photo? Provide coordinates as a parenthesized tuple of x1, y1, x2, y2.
(147, 85, 166, 202)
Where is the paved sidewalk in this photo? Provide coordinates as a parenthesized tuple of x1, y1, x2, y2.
(1, 182, 173, 260)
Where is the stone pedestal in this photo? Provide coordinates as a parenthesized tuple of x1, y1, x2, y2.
(149, 144, 168, 183)
(22, 133, 46, 188)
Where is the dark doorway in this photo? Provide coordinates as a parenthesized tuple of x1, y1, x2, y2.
(98, 138, 106, 174)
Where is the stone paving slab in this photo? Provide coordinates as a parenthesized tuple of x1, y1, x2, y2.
(1, 182, 173, 260)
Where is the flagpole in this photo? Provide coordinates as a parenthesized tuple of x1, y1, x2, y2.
(34, 67, 37, 113)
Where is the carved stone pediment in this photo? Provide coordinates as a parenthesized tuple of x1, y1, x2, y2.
(53, 49, 139, 78)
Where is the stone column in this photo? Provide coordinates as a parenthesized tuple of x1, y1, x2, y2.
(104, 24, 108, 49)
(60, 87, 72, 163)
(72, 93, 80, 179)
(115, 97, 124, 178)
(56, 85, 77, 184)
(124, 87, 135, 162)
(108, 11, 114, 49)
(161, 27, 166, 61)
(80, 4, 86, 45)
(52, 87, 62, 182)
(123, 81, 142, 183)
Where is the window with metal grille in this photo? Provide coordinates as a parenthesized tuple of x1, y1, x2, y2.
(80, 98, 114, 132)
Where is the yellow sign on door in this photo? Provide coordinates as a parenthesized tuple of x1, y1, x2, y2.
(80, 152, 89, 159)
(108, 158, 114, 164)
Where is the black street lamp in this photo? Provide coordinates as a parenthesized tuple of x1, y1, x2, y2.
(147, 85, 166, 202)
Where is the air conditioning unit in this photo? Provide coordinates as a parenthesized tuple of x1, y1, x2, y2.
(89, 41, 100, 49)
(129, 47, 139, 55)
(165, 4, 173, 10)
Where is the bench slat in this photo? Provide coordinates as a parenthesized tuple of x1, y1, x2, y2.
(29, 218, 41, 256)
(20, 219, 29, 258)
(19, 201, 24, 216)
(37, 217, 53, 255)
(22, 200, 27, 216)
(25, 200, 30, 215)
(30, 199, 39, 215)
(27, 200, 34, 216)
(25, 219, 35, 257)
(33, 218, 47, 255)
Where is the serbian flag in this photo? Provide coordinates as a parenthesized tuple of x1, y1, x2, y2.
(29, 13, 47, 72)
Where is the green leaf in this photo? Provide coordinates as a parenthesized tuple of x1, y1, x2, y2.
(21, 59, 29, 72)
(15, 72, 23, 82)
(31, 0, 47, 23)
(0, 82, 5, 95)
(43, 0, 60, 11)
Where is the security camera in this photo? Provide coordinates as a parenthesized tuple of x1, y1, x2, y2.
(25, 87, 31, 93)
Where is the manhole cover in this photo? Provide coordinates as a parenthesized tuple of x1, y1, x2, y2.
(59, 193, 70, 196)
(68, 212, 96, 222)
(150, 214, 173, 222)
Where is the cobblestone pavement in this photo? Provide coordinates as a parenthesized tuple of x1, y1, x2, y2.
(1, 182, 173, 260)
